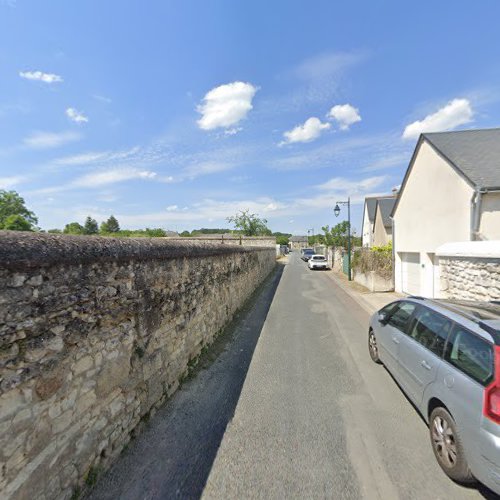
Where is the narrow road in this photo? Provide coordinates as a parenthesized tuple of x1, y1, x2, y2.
(89, 253, 491, 499)
(202, 253, 487, 499)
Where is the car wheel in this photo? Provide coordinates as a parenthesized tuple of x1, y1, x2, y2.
(368, 329, 381, 364)
(429, 407, 475, 484)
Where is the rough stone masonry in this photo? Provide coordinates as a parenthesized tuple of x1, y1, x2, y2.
(0, 232, 275, 500)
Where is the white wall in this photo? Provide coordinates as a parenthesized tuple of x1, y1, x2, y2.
(393, 140, 473, 295)
(362, 203, 372, 247)
(480, 192, 500, 239)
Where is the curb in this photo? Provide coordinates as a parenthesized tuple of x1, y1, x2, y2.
(326, 271, 377, 315)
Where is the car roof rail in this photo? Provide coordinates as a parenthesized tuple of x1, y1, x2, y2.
(408, 295, 425, 300)
(478, 321, 500, 345)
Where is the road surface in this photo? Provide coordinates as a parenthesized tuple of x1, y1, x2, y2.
(89, 253, 492, 499)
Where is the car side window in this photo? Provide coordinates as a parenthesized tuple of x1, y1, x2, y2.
(408, 308, 452, 357)
(387, 302, 417, 332)
(444, 326, 494, 385)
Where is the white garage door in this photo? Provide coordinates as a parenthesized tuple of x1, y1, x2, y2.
(401, 252, 421, 295)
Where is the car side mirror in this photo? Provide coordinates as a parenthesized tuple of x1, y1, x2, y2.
(378, 312, 389, 325)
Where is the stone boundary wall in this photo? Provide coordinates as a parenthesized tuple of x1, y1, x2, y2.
(164, 236, 276, 248)
(0, 232, 275, 500)
(439, 256, 500, 301)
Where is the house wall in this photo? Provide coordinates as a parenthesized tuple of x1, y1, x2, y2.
(372, 204, 391, 247)
(0, 232, 275, 500)
(361, 204, 372, 247)
(480, 192, 500, 239)
(393, 141, 473, 295)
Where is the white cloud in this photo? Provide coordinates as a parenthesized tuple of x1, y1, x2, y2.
(281, 117, 330, 144)
(24, 130, 81, 149)
(0, 176, 25, 189)
(53, 147, 140, 166)
(72, 168, 157, 188)
(66, 107, 88, 124)
(197, 81, 258, 130)
(316, 176, 387, 192)
(294, 51, 366, 81)
(328, 104, 361, 130)
(183, 161, 233, 178)
(402, 98, 474, 140)
(166, 205, 178, 212)
(19, 70, 63, 84)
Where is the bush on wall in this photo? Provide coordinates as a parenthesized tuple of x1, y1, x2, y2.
(352, 242, 393, 280)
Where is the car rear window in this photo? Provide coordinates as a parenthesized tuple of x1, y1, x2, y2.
(444, 326, 494, 385)
(313, 256, 325, 261)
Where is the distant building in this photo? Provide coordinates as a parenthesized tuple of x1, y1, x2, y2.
(372, 197, 397, 246)
(361, 195, 396, 247)
(289, 235, 308, 250)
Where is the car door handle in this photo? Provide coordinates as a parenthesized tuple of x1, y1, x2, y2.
(392, 336, 400, 344)
(421, 360, 432, 371)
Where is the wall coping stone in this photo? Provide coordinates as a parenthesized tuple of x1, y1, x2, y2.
(436, 240, 500, 258)
(0, 231, 271, 270)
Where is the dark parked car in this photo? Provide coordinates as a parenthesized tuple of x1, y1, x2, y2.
(301, 249, 315, 261)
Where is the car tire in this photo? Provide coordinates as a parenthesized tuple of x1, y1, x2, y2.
(429, 407, 475, 485)
(368, 329, 381, 364)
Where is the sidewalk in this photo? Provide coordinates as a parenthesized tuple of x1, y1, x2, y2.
(326, 270, 403, 315)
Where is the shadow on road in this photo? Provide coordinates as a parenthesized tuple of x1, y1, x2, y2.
(87, 262, 285, 500)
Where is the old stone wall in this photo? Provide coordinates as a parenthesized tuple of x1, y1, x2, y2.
(439, 257, 500, 301)
(165, 235, 276, 248)
(0, 232, 275, 500)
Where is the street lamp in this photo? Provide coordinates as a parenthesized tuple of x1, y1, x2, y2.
(334, 197, 352, 281)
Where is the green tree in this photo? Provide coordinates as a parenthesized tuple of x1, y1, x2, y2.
(0, 190, 38, 230)
(100, 215, 120, 233)
(180, 230, 191, 237)
(226, 210, 271, 236)
(47, 229, 62, 234)
(63, 222, 86, 235)
(321, 221, 350, 248)
(84, 216, 99, 235)
(3, 214, 34, 231)
(276, 235, 289, 245)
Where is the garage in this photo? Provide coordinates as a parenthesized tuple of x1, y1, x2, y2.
(401, 252, 421, 295)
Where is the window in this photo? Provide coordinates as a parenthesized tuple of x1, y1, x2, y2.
(387, 302, 417, 332)
(408, 308, 452, 356)
(445, 327, 494, 385)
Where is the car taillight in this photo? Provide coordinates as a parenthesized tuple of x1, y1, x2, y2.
(484, 346, 500, 424)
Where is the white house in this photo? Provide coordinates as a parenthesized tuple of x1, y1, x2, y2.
(361, 195, 396, 247)
(372, 197, 397, 247)
(392, 128, 500, 297)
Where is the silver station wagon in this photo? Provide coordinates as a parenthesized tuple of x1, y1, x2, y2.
(368, 297, 500, 494)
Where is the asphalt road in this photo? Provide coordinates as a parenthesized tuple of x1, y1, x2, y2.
(89, 253, 494, 500)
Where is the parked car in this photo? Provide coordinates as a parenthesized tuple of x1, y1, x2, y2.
(368, 297, 500, 494)
(308, 255, 329, 270)
(301, 249, 315, 261)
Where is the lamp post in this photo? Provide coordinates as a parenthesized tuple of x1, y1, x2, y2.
(334, 197, 352, 281)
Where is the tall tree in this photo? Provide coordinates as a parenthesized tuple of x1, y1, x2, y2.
(226, 209, 271, 236)
(84, 216, 99, 234)
(3, 214, 34, 231)
(100, 215, 120, 233)
(0, 190, 38, 230)
(63, 222, 86, 235)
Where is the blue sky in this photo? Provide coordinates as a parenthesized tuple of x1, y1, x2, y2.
(1, 0, 500, 234)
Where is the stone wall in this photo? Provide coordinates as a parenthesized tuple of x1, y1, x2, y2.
(439, 256, 500, 301)
(165, 235, 276, 248)
(0, 232, 275, 500)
